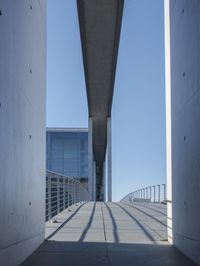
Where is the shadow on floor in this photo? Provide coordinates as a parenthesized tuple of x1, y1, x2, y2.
(114, 203, 156, 243)
(121, 202, 167, 227)
(104, 202, 120, 243)
(22, 240, 197, 266)
(79, 202, 96, 242)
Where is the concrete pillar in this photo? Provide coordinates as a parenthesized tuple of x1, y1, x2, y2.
(88, 117, 94, 200)
(0, 1, 46, 264)
(107, 117, 112, 202)
(165, 0, 200, 263)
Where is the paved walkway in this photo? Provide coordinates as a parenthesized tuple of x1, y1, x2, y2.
(23, 202, 196, 266)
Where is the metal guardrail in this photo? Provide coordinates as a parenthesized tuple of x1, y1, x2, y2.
(120, 184, 166, 204)
(46, 171, 89, 221)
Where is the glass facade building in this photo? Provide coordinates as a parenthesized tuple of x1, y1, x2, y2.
(46, 128, 88, 188)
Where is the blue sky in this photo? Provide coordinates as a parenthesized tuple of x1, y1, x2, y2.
(47, 0, 166, 201)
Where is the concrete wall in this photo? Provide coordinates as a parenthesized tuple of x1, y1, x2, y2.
(0, 1, 46, 265)
(165, 0, 200, 264)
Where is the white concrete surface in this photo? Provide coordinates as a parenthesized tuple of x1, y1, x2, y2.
(165, 0, 200, 264)
(0, 1, 46, 265)
(164, 0, 173, 245)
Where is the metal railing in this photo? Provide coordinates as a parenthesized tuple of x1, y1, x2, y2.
(120, 184, 166, 204)
(46, 171, 89, 221)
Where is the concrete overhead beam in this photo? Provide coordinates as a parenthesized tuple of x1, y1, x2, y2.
(77, 0, 124, 161)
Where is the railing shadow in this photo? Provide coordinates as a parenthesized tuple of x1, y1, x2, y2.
(104, 202, 120, 243)
(46, 202, 87, 240)
(79, 202, 96, 242)
(122, 202, 167, 227)
(114, 203, 155, 243)
(133, 202, 167, 216)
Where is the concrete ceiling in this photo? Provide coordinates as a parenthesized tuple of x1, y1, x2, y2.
(77, 0, 124, 161)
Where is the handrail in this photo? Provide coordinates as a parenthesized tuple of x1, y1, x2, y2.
(120, 184, 166, 204)
(46, 171, 89, 221)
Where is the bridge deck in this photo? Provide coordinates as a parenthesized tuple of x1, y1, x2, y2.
(23, 202, 196, 266)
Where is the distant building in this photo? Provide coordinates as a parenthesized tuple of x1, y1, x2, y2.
(46, 128, 88, 189)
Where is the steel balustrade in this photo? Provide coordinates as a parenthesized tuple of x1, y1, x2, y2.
(120, 183, 166, 204)
(46, 171, 89, 221)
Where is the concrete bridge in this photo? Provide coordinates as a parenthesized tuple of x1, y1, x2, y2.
(23, 202, 195, 266)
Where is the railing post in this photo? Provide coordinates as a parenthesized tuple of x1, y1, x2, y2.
(63, 178, 66, 209)
(153, 185, 156, 202)
(77, 183, 80, 203)
(163, 184, 166, 202)
(80, 185, 82, 202)
(72, 180, 75, 205)
(57, 177, 60, 215)
(77, 182, 79, 202)
(146, 187, 148, 200)
(76, 182, 78, 203)
(74, 181, 76, 204)
(158, 185, 161, 203)
(75, 181, 77, 203)
(48, 175, 52, 220)
(68, 179, 70, 207)
(71, 179, 73, 205)
(149, 186, 152, 202)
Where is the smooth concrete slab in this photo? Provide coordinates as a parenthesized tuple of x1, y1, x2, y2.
(22, 202, 197, 266)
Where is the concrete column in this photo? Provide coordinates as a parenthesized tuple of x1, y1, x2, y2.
(107, 118, 112, 202)
(88, 117, 94, 200)
(165, 1, 200, 263)
(0, 1, 46, 264)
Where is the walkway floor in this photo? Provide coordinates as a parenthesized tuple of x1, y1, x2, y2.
(22, 202, 196, 266)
